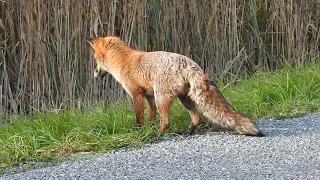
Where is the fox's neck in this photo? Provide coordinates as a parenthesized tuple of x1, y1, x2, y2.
(104, 45, 135, 72)
(109, 43, 134, 60)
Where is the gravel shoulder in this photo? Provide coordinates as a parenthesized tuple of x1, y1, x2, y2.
(1, 114, 320, 180)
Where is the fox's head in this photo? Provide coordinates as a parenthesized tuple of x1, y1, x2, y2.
(85, 37, 108, 79)
(85, 36, 130, 79)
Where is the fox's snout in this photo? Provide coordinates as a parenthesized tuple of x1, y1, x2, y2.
(94, 68, 100, 78)
(94, 67, 107, 79)
(93, 62, 103, 79)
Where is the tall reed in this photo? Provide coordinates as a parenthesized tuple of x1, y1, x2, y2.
(0, 0, 319, 120)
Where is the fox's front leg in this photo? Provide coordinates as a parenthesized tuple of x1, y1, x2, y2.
(131, 93, 145, 130)
(145, 94, 156, 126)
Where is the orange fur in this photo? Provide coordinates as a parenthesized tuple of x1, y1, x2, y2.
(86, 36, 264, 136)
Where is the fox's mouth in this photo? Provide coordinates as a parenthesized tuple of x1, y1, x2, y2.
(94, 69, 108, 79)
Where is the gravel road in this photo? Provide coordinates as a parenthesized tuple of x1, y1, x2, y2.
(1, 114, 320, 180)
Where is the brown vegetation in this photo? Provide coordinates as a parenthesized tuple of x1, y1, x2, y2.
(0, 0, 319, 120)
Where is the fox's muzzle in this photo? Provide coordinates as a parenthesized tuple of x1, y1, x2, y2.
(94, 70, 100, 78)
(94, 69, 107, 79)
(94, 62, 107, 79)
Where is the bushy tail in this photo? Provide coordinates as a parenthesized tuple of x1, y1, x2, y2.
(187, 72, 264, 137)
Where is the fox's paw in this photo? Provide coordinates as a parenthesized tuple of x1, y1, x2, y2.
(158, 124, 170, 133)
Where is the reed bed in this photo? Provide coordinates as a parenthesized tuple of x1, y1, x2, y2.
(0, 0, 319, 120)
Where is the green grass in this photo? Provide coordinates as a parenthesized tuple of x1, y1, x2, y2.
(222, 61, 320, 119)
(0, 61, 319, 173)
(0, 103, 191, 173)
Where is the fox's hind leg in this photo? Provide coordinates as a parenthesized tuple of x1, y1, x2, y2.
(178, 95, 200, 134)
(155, 97, 174, 133)
(154, 90, 178, 133)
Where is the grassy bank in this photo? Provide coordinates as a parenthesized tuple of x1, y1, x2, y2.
(1, 61, 320, 173)
(223, 61, 320, 119)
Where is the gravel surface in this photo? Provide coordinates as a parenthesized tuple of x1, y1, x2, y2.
(1, 114, 320, 180)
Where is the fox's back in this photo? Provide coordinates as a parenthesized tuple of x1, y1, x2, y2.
(124, 51, 204, 94)
(139, 51, 202, 78)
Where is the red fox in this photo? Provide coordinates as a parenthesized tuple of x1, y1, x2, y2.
(85, 36, 264, 136)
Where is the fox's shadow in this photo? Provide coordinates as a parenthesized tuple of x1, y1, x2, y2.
(255, 115, 320, 137)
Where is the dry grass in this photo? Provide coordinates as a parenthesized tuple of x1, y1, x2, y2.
(0, 0, 319, 120)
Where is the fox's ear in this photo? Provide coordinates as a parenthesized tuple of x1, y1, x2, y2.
(84, 37, 96, 49)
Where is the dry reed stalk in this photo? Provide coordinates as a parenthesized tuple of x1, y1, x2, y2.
(0, 0, 319, 120)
